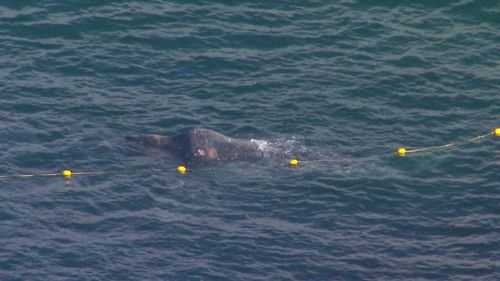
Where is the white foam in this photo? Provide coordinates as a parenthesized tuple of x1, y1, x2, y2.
(250, 139, 268, 151)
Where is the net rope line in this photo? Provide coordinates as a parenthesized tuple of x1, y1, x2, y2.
(301, 129, 497, 163)
(0, 171, 115, 179)
(0, 128, 498, 179)
(396, 130, 496, 156)
(404, 132, 492, 154)
(0, 166, 216, 179)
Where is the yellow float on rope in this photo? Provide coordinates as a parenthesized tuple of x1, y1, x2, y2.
(397, 147, 407, 157)
(177, 165, 187, 174)
(289, 159, 300, 166)
(494, 128, 500, 137)
(62, 170, 72, 177)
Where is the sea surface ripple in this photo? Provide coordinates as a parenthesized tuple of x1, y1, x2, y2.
(0, 1, 499, 280)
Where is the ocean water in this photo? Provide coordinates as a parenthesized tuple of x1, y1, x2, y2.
(0, 1, 499, 280)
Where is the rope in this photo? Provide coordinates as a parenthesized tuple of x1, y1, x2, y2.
(397, 129, 497, 157)
(0, 170, 113, 179)
(0, 128, 497, 178)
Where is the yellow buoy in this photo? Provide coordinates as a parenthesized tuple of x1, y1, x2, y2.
(177, 165, 187, 174)
(62, 170, 72, 177)
(494, 128, 500, 137)
(397, 147, 407, 157)
(289, 159, 299, 166)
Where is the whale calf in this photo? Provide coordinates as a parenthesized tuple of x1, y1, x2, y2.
(127, 128, 264, 164)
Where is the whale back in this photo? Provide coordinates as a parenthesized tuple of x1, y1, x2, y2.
(128, 129, 264, 164)
(179, 129, 264, 163)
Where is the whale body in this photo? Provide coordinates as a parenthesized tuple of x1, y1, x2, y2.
(127, 128, 264, 164)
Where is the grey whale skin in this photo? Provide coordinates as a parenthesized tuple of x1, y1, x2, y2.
(127, 128, 264, 164)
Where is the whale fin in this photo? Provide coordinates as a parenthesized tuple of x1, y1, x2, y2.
(126, 134, 177, 150)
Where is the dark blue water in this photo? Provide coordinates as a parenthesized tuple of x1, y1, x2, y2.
(1, 1, 499, 280)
